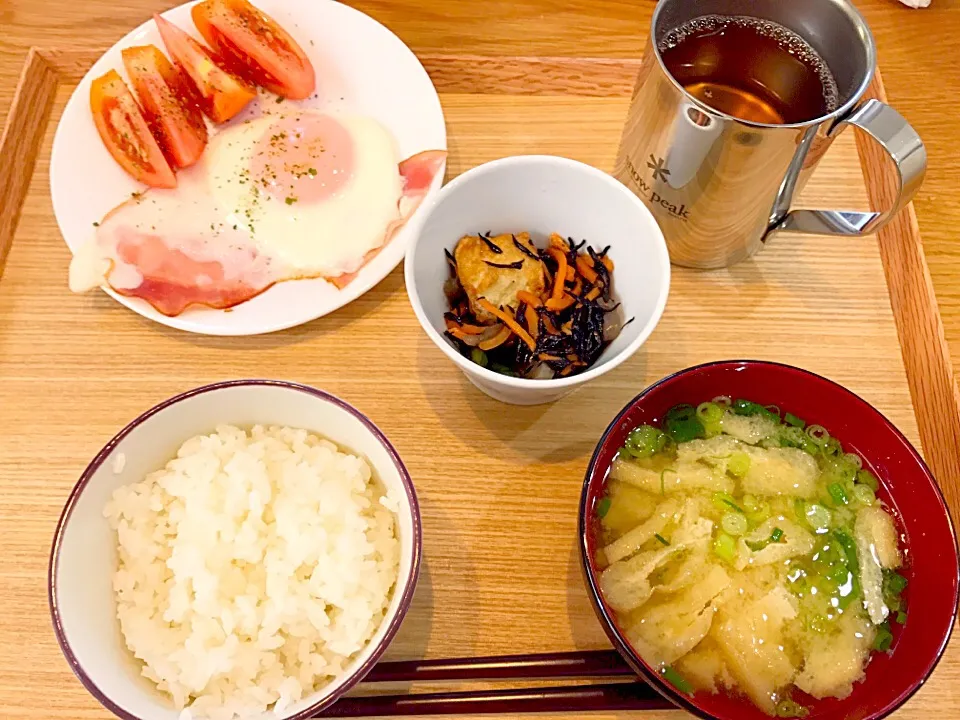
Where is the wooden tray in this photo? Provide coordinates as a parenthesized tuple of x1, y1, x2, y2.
(2, 48, 959, 719)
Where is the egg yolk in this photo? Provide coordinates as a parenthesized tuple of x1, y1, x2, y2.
(251, 113, 354, 205)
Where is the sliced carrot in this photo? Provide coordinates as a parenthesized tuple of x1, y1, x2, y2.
(524, 304, 539, 338)
(517, 290, 542, 308)
(478, 298, 537, 351)
(602, 255, 614, 272)
(565, 265, 576, 282)
(545, 294, 576, 313)
(539, 353, 563, 362)
(585, 286, 602, 301)
(545, 247, 568, 303)
(448, 328, 471, 341)
(576, 254, 599, 284)
(478, 325, 513, 351)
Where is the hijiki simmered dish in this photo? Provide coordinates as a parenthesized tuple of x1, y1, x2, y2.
(593, 399, 908, 717)
(443, 231, 632, 378)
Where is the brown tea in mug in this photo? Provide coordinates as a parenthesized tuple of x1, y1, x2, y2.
(658, 15, 839, 124)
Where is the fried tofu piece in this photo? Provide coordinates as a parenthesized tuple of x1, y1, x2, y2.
(454, 232, 545, 323)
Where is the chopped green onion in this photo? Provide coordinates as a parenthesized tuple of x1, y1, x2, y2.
(777, 426, 806, 449)
(843, 453, 863, 470)
(827, 564, 851, 584)
(712, 491, 744, 513)
(713, 532, 737, 562)
(654, 533, 670, 546)
(661, 665, 693, 695)
(727, 452, 751, 478)
(597, 497, 611, 519)
(784, 412, 805, 428)
(721, 512, 748, 536)
(746, 527, 784, 552)
(896, 611, 907, 625)
(775, 698, 809, 718)
(828, 482, 849, 506)
(856, 469, 880, 491)
(799, 435, 820, 456)
(470, 348, 489, 367)
(873, 622, 894, 652)
(664, 404, 706, 443)
(823, 437, 843, 456)
(804, 503, 831, 533)
(831, 528, 862, 607)
(805, 424, 830, 445)
(852, 483, 876, 506)
(696, 401, 724, 424)
(625, 425, 667, 458)
(712, 395, 732, 408)
(489, 363, 518, 376)
(884, 571, 908, 596)
(742, 494, 760, 512)
(732, 399, 768, 416)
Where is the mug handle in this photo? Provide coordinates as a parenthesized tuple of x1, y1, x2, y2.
(773, 99, 926, 236)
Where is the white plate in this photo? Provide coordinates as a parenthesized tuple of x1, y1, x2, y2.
(50, 0, 446, 335)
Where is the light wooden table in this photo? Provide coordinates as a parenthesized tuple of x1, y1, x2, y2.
(1, 1, 958, 373)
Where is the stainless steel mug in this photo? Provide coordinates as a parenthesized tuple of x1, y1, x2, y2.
(614, 0, 926, 269)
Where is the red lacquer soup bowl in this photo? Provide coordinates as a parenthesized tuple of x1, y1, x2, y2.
(579, 360, 959, 720)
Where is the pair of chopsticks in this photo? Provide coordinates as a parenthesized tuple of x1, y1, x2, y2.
(318, 650, 671, 717)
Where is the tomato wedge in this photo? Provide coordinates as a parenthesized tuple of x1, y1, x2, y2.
(191, 0, 316, 100)
(89, 70, 177, 188)
(154, 14, 256, 123)
(121, 45, 208, 168)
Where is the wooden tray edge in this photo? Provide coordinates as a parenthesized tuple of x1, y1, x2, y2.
(856, 72, 960, 516)
(2, 48, 957, 517)
(0, 49, 61, 277)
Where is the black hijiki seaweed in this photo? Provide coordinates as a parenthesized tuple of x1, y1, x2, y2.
(513, 235, 541, 261)
(443, 233, 633, 379)
(484, 259, 525, 270)
(478, 233, 503, 253)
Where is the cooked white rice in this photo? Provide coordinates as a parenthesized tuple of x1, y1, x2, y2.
(104, 424, 401, 720)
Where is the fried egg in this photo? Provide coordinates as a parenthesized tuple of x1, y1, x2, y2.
(205, 112, 403, 276)
(69, 112, 445, 316)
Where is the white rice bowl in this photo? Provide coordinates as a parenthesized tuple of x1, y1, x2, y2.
(104, 424, 401, 720)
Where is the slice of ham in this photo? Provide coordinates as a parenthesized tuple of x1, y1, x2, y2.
(73, 148, 446, 316)
(328, 149, 447, 289)
(112, 234, 274, 317)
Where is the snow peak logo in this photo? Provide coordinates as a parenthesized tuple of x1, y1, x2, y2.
(625, 155, 690, 221)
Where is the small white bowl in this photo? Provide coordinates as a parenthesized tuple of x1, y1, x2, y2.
(48, 380, 421, 720)
(404, 155, 671, 405)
